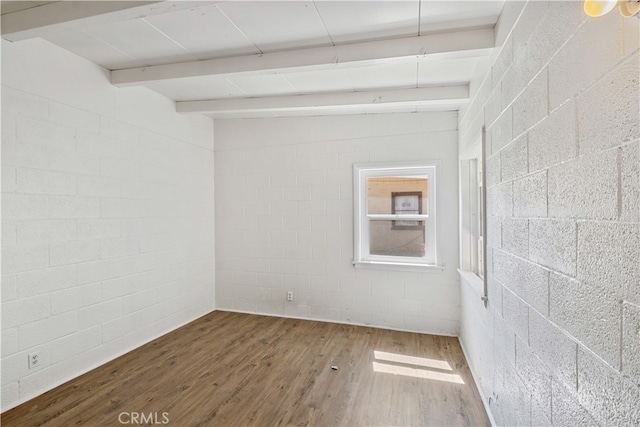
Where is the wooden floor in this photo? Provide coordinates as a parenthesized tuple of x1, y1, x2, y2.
(2, 311, 489, 427)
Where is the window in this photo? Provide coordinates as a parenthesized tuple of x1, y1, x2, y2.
(477, 165, 484, 278)
(353, 162, 438, 267)
(470, 159, 484, 278)
(459, 131, 486, 281)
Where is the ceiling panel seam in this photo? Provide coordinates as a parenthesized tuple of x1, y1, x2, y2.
(215, 4, 263, 55)
(141, 17, 194, 57)
(311, 0, 335, 46)
(81, 28, 137, 62)
(418, 0, 423, 36)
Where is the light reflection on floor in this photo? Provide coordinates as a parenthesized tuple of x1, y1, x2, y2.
(372, 350, 465, 384)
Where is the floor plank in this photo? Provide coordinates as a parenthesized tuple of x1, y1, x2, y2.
(2, 311, 490, 426)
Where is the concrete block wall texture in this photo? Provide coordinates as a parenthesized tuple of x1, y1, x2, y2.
(1, 39, 215, 411)
(214, 112, 461, 336)
(459, 1, 639, 426)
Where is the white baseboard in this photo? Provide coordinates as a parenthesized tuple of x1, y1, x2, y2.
(218, 307, 459, 338)
(458, 337, 497, 427)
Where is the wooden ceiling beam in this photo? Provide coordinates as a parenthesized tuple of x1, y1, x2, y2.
(111, 28, 494, 87)
(176, 84, 469, 116)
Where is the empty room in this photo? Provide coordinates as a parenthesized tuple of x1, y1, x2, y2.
(1, 0, 638, 425)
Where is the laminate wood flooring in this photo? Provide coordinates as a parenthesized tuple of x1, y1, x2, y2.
(2, 311, 490, 427)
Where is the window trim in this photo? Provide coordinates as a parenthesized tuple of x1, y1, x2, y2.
(353, 161, 440, 268)
(459, 128, 488, 304)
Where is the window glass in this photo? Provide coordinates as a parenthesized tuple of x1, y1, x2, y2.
(366, 177, 428, 215)
(369, 220, 426, 257)
(354, 163, 437, 267)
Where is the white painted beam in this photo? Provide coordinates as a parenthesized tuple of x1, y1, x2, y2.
(176, 85, 469, 115)
(1, 1, 206, 42)
(112, 28, 494, 86)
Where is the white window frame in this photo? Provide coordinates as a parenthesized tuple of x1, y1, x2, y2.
(459, 129, 487, 303)
(353, 161, 439, 268)
(476, 164, 484, 279)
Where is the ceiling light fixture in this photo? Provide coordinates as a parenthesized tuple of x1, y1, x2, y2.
(584, 0, 640, 17)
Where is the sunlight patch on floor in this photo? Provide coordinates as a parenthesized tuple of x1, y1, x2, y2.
(373, 350, 453, 371)
(372, 351, 465, 384)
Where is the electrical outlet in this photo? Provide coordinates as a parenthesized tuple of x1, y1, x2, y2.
(286, 291, 294, 301)
(28, 352, 40, 369)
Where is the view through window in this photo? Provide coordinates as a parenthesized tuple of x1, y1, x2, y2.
(368, 178, 428, 257)
(354, 163, 437, 267)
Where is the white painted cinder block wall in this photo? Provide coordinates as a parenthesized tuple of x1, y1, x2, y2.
(214, 113, 460, 335)
(459, 1, 639, 425)
(1, 39, 215, 411)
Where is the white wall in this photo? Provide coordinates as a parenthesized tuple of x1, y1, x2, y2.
(1, 39, 215, 411)
(214, 112, 460, 335)
(459, 1, 639, 425)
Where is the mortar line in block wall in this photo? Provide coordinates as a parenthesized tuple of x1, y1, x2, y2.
(545, 64, 551, 119)
(460, 1, 519, 128)
(574, 223, 578, 284)
(493, 12, 591, 121)
(616, 147, 623, 219)
(574, 343, 578, 391)
(544, 166, 549, 218)
(490, 19, 637, 146)
(573, 96, 581, 158)
(619, 302, 624, 373)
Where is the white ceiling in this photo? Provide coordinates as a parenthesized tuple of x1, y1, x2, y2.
(1, 1, 504, 119)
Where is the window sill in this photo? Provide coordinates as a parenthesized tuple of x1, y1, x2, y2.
(458, 269, 484, 295)
(353, 260, 445, 273)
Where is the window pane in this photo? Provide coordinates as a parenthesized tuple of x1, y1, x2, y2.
(369, 220, 426, 257)
(367, 176, 428, 215)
